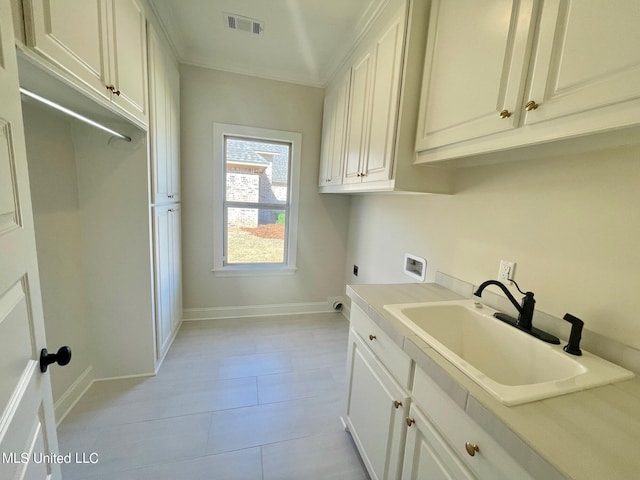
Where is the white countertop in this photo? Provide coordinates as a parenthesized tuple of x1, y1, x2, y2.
(347, 282, 640, 480)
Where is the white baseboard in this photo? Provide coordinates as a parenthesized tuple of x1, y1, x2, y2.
(340, 415, 350, 433)
(93, 371, 156, 383)
(55, 368, 157, 426)
(182, 301, 339, 321)
(54, 366, 95, 426)
(54, 301, 346, 425)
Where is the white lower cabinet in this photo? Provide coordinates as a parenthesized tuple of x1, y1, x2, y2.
(152, 204, 182, 362)
(345, 303, 538, 480)
(402, 403, 475, 480)
(345, 327, 409, 480)
(344, 305, 409, 480)
(408, 367, 534, 480)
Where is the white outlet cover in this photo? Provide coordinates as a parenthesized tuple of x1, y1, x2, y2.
(499, 260, 515, 284)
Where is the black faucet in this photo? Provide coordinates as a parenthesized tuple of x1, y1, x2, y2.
(474, 279, 535, 330)
(474, 279, 560, 344)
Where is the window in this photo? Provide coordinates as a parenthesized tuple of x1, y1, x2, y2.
(213, 123, 301, 275)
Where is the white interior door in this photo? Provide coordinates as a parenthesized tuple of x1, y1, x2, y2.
(0, 1, 62, 478)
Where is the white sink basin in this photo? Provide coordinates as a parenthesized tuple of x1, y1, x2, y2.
(383, 300, 634, 405)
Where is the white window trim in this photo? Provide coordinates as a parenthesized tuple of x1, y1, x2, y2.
(212, 123, 301, 276)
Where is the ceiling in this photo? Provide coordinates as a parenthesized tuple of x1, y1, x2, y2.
(147, 0, 386, 87)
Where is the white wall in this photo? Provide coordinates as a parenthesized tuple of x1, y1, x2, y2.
(72, 123, 155, 378)
(346, 144, 640, 350)
(23, 104, 92, 405)
(180, 65, 350, 312)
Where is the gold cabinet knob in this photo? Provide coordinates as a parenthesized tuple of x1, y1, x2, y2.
(393, 400, 403, 409)
(368, 334, 376, 341)
(406, 417, 415, 427)
(499, 109, 511, 119)
(525, 100, 539, 111)
(465, 442, 479, 456)
(106, 85, 121, 96)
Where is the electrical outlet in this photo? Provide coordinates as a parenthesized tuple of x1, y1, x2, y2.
(498, 260, 515, 284)
(353, 265, 359, 277)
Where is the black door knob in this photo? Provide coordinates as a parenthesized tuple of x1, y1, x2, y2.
(40, 346, 72, 373)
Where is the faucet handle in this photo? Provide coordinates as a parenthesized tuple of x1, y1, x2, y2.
(562, 313, 584, 356)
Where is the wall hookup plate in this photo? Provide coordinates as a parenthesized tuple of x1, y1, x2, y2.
(404, 253, 427, 282)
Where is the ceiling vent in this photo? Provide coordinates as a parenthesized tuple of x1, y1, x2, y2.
(224, 13, 264, 35)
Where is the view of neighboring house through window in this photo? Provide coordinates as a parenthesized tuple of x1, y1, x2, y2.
(225, 137, 289, 263)
(213, 124, 301, 274)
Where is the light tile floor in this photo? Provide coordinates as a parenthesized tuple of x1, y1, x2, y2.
(57, 312, 369, 479)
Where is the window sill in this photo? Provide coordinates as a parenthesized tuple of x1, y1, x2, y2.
(212, 266, 298, 277)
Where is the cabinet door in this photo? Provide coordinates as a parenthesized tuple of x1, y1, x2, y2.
(402, 404, 476, 480)
(169, 205, 182, 332)
(412, 367, 534, 480)
(109, 0, 148, 123)
(319, 70, 350, 187)
(153, 205, 180, 360)
(415, 0, 536, 151)
(343, 52, 371, 184)
(523, 0, 640, 126)
(345, 329, 408, 480)
(149, 25, 180, 204)
(148, 26, 168, 203)
(363, 14, 403, 183)
(167, 56, 181, 200)
(24, 0, 111, 101)
(319, 82, 338, 186)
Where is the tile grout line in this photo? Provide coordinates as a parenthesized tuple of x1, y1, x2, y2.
(58, 312, 365, 479)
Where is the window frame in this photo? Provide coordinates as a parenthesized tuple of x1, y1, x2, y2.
(212, 123, 301, 276)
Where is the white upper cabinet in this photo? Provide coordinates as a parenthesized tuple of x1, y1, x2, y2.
(415, 0, 640, 163)
(148, 23, 180, 204)
(415, 0, 537, 151)
(108, 0, 148, 123)
(319, 70, 350, 187)
(523, 0, 640, 127)
(344, 15, 404, 185)
(23, 0, 110, 102)
(320, 0, 453, 194)
(23, 0, 149, 126)
(343, 50, 373, 185)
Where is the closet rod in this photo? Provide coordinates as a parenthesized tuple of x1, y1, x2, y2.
(19, 87, 132, 142)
